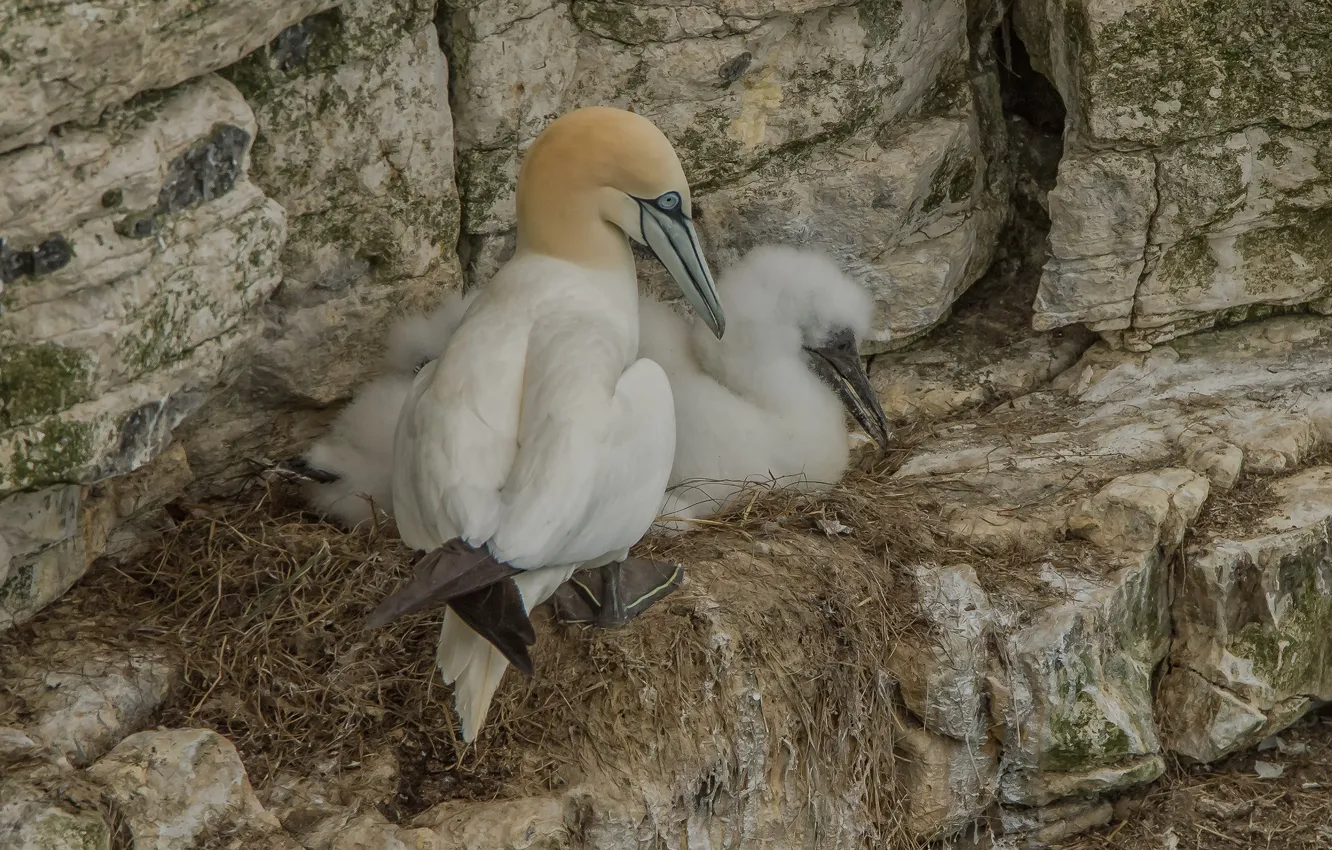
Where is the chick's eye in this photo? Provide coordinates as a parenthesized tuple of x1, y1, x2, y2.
(657, 191, 681, 212)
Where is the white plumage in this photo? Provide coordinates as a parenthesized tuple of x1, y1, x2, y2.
(366, 106, 725, 743)
(297, 291, 477, 529)
(644, 244, 890, 527)
(300, 245, 889, 536)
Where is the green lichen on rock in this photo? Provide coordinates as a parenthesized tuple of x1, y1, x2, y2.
(0, 344, 94, 428)
(1079, 0, 1332, 144)
(572, 0, 672, 44)
(6, 417, 97, 490)
(1045, 687, 1136, 772)
(1231, 568, 1332, 700)
(0, 562, 34, 607)
(1152, 235, 1221, 297)
(1237, 207, 1332, 294)
(457, 145, 516, 235)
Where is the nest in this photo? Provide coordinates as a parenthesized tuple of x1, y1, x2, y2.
(4, 448, 953, 846)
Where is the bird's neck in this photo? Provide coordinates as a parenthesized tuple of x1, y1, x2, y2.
(515, 192, 637, 275)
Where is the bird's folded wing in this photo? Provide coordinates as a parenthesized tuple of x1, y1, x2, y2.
(364, 539, 523, 628)
(486, 316, 624, 567)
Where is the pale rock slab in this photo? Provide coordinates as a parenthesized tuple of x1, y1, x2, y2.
(412, 798, 569, 849)
(1161, 465, 1332, 763)
(991, 549, 1171, 807)
(1015, 0, 1332, 147)
(339, 819, 446, 850)
(895, 721, 999, 841)
(89, 729, 297, 850)
(1066, 468, 1208, 554)
(0, 727, 108, 850)
(890, 565, 992, 741)
(0, 443, 193, 632)
(1000, 797, 1114, 847)
(5, 640, 178, 766)
(220, 1, 463, 407)
(1178, 431, 1244, 491)
(1016, 0, 1332, 348)
(1, 74, 285, 495)
(0, 0, 336, 153)
(0, 779, 111, 850)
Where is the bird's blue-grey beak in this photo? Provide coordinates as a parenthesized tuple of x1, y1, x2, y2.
(806, 328, 892, 451)
(637, 196, 725, 339)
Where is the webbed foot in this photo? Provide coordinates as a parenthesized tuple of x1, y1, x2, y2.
(552, 557, 684, 627)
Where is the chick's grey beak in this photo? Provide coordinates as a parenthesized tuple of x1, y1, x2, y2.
(639, 202, 725, 339)
(806, 329, 892, 450)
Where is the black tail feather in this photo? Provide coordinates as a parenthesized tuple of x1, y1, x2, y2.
(448, 580, 537, 676)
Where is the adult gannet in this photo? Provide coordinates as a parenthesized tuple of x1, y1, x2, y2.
(364, 107, 724, 742)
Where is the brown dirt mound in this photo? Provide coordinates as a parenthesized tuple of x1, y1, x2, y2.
(2, 458, 950, 846)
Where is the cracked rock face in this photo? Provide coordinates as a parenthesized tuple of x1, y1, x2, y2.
(3, 641, 178, 766)
(1016, 0, 1332, 350)
(1161, 465, 1332, 763)
(89, 729, 297, 850)
(0, 0, 337, 154)
(445, 0, 1008, 349)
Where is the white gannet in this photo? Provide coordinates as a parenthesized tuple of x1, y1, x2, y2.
(363, 106, 725, 742)
(293, 245, 890, 627)
(289, 291, 479, 528)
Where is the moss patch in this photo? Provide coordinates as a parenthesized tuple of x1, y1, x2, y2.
(0, 344, 94, 428)
(1231, 549, 1332, 699)
(6, 417, 97, 490)
(1085, 0, 1332, 143)
(1045, 685, 1137, 772)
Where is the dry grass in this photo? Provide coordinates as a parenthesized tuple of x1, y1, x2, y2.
(1192, 444, 1332, 541)
(1066, 707, 1332, 849)
(2, 452, 955, 846)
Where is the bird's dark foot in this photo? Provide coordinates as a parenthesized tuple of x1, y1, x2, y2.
(552, 558, 684, 627)
(269, 456, 341, 484)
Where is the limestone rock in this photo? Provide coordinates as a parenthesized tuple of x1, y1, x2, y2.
(891, 313, 1332, 807)
(0, 444, 194, 632)
(0, 0, 336, 153)
(330, 815, 447, 850)
(89, 729, 295, 850)
(1161, 465, 1332, 762)
(412, 798, 569, 849)
(896, 722, 998, 841)
(221, 1, 463, 407)
(1016, 0, 1332, 348)
(889, 565, 992, 741)
(1015, 0, 1332, 148)
(0, 779, 111, 850)
(1178, 431, 1244, 491)
(992, 550, 1171, 806)
(1, 74, 284, 495)
(0, 727, 109, 850)
(5, 641, 177, 766)
(445, 0, 1007, 347)
(1001, 798, 1114, 848)
(1066, 468, 1208, 554)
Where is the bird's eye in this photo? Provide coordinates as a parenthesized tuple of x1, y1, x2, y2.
(657, 192, 681, 212)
